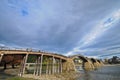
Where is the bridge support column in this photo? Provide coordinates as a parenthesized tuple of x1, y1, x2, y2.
(37, 56, 41, 76)
(60, 59, 62, 73)
(34, 57, 38, 75)
(48, 58, 50, 75)
(52, 56, 55, 74)
(46, 61, 49, 75)
(54, 58, 57, 73)
(19, 54, 29, 77)
(56, 59, 58, 74)
(57, 59, 60, 73)
(39, 54, 43, 76)
(48, 58, 52, 75)
(22, 54, 29, 75)
(0, 54, 4, 63)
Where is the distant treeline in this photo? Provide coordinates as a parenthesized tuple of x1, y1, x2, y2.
(108, 56, 120, 64)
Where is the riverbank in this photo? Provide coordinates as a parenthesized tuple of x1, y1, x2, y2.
(103, 64, 120, 66)
(22, 71, 80, 80)
(0, 67, 80, 80)
(1, 64, 120, 80)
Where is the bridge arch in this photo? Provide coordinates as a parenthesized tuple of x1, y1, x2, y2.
(97, 59, 104, 66)
(90, 58, 101, 68)
(70, 55, 95, 71)
(0, 48, 67, 77)
(90, 58, 104, 68)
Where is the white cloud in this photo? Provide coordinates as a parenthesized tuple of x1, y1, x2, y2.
(66, 9, 120, 56)
(0, 43, 5, 47)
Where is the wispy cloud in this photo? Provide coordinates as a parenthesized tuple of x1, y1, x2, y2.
(66, 9, 120, 56)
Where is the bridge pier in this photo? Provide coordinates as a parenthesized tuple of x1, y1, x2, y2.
(84, 60, 95, 70)
(52, 56, 55, 74)
(19, 54, 29, 77)
(54, 58, 61, 74)
(37, 56, 40, 76)
(93, 61, 100, 68)
(48, 57, 52, 75)
(90, 58, 102, 68)
(63, 58, 75, 72)
(39, 54, 43, 76)
(46, 60, 49, 74)
(33, 54, 43, 76)
(33, 58, 37, 75)
(28, 56, 64, 76)
(57, 59, 60, 73)
(0, 53, 4, 63)
(58, 59, 59, 73)
(60, 59, 62, 73)
(97, 60, 104, 66)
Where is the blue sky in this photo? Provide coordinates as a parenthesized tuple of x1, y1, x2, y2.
(0, 0, 120, 58)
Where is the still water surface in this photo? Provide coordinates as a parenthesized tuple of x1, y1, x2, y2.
(77, 65, 120, 80)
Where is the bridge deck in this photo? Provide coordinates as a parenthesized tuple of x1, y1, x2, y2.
(0, 49, 67, 60)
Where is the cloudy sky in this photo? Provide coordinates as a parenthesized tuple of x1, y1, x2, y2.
(0, 0, 120, 58)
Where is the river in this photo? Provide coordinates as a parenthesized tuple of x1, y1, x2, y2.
(77, 65, 120, 80)
(0, 65, 120, 80)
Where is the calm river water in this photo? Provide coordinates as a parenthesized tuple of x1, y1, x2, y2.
(0, 65, 120, 80)
(77, 65, 120, 80)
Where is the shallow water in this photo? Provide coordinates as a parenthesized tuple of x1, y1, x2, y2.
(0, 65, 120, 80)
(77, 65, 120, 80)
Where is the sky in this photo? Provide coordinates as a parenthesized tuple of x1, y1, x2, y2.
(0, 0, 120, 59)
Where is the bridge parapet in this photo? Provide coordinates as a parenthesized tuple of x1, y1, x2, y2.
(0, 48, 67, 61)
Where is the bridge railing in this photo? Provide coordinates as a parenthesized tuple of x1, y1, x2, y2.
(0, 47, 37, 51)
(0, 47, 67, 58)
(0, 47, 10, 50)
(0, 47, 26, 51)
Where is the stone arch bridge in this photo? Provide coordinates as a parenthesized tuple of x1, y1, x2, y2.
(69, 54, 104, 70)
(0, 48, 104, 77)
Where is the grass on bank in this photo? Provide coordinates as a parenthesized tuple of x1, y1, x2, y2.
(6, 71, 78, 80)
(6, 77, 35, 80)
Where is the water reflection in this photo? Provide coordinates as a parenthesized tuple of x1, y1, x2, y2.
(77, 65, 120, 80)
